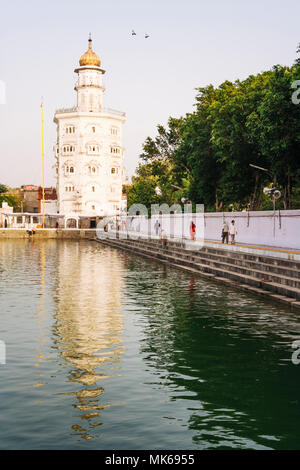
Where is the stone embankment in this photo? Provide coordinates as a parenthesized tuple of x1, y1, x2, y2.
(94, 236, 300, 310)
(0, 229, 96, 239)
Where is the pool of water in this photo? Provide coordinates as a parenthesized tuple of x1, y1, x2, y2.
(0, 239, 300, 449)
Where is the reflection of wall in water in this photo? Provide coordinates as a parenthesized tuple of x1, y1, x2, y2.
(125, 260, 300, 448)
(53, 241, 125, 439)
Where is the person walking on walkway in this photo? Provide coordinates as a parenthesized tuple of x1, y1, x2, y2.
(161, 229, 168, 248)
(154, 219, 161, 236)
(229, 220, 237, 244)
(190, 221, 196, 240)
(221, 220, 229, 244)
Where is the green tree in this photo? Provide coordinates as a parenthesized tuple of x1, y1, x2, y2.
(174, 86, 219, 210)
(0, 184, 8, 194)
(247, 66, 300, 208)
(128, 118, 188, 210)
(131, 44, 300, 212)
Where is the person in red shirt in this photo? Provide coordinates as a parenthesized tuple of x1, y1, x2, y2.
(190, 221, 196, 240)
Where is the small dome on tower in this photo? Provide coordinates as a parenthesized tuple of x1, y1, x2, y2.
(79, 36, 101, 67)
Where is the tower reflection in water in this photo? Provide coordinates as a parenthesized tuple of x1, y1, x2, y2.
(52, 241, 125, 440)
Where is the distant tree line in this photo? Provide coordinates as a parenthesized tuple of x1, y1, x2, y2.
(128, 46, 300, 212)
(0, 184, 22, 211)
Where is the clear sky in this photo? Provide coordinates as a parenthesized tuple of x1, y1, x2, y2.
(0, 0, 299, 187)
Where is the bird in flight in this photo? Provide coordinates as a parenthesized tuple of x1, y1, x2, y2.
(145, 33, 149, 38)
(132, 30, 136, 36)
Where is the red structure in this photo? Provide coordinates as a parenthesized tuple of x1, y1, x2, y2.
(38, 187, 57, 212)
(19, 186, 57, 213)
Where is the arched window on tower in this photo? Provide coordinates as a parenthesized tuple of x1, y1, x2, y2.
(110, 146, 121, 155)
(87, 164, 99, 175)
(89, 94, 94, 112)
(111, 127, 119, 136)
(62, 145, 75, 155)
(64, 164, 75, 176)
(65, 126, 75, 135)
(87, 144, 100, 155)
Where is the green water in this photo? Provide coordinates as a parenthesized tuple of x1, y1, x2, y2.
(0, 239, 299, 450)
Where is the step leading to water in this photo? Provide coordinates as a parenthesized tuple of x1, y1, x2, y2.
(93, 236, 300, 310)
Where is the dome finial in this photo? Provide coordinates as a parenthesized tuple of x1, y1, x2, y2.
(79, 35, 101, 67)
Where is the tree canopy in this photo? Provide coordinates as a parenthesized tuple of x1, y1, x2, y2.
(0, 184, 22, 211)
(128, 46, 300, 212)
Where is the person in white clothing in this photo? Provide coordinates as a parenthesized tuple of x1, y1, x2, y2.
(154, 219, 161, 236)
(229, 220, 237, 244)
(160, 229, 168, 248)
(221, 220, 229, 244)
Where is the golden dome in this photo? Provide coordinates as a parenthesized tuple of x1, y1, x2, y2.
(79, 37, 101, 67)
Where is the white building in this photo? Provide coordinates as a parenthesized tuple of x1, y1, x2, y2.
(0, 201, 13, 228)
(53, 37, 126, 220)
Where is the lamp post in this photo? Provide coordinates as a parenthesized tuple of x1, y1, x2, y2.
(181, 197, 191, 204)
(249, 163, 281, 211)
(263, 186, 282, 212)
(249, 163, 270, 174)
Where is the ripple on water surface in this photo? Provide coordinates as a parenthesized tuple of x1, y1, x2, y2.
(0, 240, 299, 449)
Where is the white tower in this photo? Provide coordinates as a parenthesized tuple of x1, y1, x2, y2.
(53, 36, 126, 221)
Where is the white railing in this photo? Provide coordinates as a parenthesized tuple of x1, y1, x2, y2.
(102, 107, 126, 117)
(55, 106, 125, 117)
(55, 106, 77, 114)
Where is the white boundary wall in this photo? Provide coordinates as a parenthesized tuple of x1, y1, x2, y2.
(115, 210, 300, 250)
(202, 210, 300, 249)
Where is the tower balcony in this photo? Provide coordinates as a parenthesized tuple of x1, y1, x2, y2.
(55, 106, 77, 114)
(102, 107, 126, 117)
(55, 106, 125, 117)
